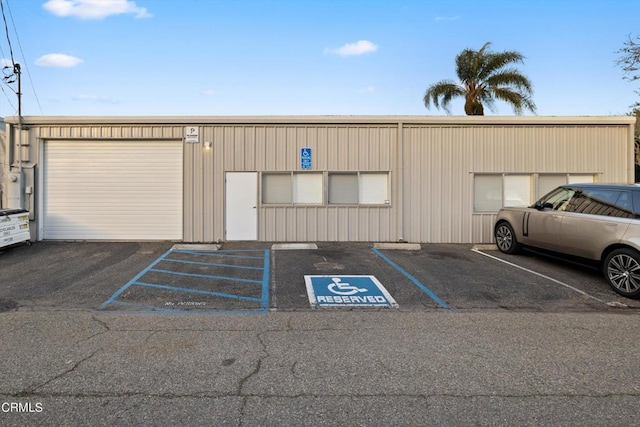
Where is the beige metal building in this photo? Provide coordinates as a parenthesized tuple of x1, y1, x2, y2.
(1, 115, 636, 243)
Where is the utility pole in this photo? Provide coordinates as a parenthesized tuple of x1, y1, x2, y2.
(16, 62, 22, 210)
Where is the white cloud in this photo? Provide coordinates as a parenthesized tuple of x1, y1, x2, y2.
(358, 86, 376, 93)
(72, 94, 118, 104)
(203, 89, 215, 96)
(1, 58, 13, 68)
(43, 0, 151, 20)
(325, 40, 378, 57)
(35, 53, 84, 67)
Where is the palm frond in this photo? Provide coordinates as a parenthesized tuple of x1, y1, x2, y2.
(484, 69, 534, 93)
(478, 51, 525, 81)
(490, 88, 537, 115)
(423, 81, 465, 113)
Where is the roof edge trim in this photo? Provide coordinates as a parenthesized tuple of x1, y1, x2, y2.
(4, 115, 636, 126)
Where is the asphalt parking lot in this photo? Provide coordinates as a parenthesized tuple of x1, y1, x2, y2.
(1, 241, 638, 313)
(3, 241, 640, 425)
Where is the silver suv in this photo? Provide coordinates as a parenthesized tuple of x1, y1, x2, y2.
(494, 183, 640, 298)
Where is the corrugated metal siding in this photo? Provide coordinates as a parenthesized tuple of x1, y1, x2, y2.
(402, 125, 631, 243)
(11, 118, 634, 243)
(182, 124, 397, 242)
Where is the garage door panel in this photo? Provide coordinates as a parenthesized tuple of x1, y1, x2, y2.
(43, 140, 183, 240)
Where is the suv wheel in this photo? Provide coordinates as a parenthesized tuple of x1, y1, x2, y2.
(495, 222, 520, 254)
(604, 248, 640, 299)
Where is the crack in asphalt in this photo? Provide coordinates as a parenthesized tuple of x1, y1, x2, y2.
(237, 330, 271, 422)
(25, 349, 101, 395)
(73, 315, 111, 345)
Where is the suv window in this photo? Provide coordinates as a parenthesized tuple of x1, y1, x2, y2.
(565, 189, 634, 218)
(541, 187, 575, 211)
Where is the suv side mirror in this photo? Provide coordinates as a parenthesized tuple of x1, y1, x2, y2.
(534, 201, 553, 210)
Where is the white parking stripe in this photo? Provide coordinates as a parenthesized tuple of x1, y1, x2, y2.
(471, 249, 628, 308)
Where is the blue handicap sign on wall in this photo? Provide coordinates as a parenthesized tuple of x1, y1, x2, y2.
(304, 275, 398, 308)
(300, 147, 312, 169)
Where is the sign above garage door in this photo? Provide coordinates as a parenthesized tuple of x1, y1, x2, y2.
(42, 140, 183, 240)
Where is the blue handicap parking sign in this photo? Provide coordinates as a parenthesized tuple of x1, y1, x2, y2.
(300, 147, 312, 169)
(304, 275, 398, 308)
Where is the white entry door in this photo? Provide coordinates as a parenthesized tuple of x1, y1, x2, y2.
(225, 172, 258, 240)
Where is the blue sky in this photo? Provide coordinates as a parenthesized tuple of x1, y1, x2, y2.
(1, 0, 639, 117)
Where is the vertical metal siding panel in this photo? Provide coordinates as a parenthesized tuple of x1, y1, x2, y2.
(316, 127, 327, 171)
(402, 127, 417, 242)
(195, 137, 206, 242)
(442, 129, 455, 242)
(213, 126, 225, 241)
(203, 126, 215, 242)
(254, 126, 264, 172)
(359, 128, 370, 170)
(326, 127, 338, 170)
(183, 139, 195, 242)
(272, 128, 284, 170)
(423, 127, 435, 242)
(349, 128, 359, 170)
(317, 208, 327, 241)
(260, 208, 268, 241)
(227, 126, 240, 171)
(241, 127, 255, 171)
(186, 138, 204, 242)
(383, 127, 394, 170)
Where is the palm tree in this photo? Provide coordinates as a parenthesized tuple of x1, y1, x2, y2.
(423, 42, 536, 115)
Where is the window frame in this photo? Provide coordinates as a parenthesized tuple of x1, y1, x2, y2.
(261, 171, 391, 207)
(261, 172, 324, 206)
(473, 174, 532, 212)
(328, 171, 391, 206)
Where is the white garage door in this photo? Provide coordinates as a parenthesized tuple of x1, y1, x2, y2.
(43, 140, 183, 240)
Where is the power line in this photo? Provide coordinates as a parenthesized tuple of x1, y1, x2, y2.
(0, 0, 14, 65)
(0, 81, 15, 111)
(5, 0, 43, 114)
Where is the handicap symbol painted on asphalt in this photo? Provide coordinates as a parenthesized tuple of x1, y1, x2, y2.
(304, 275, 398, 308)
(327, 277, 368, 295)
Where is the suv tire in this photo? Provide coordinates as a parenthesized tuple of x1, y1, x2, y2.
(604, 248, 640, 299)
(495, 222, 521, 254)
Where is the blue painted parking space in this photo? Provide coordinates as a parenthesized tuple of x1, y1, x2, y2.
(100, 248, 270, 313)
(371, 248, 454, 311)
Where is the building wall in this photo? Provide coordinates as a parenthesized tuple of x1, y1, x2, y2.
(2, 116, 636, 243)
(184, 124, 397, 242)
(401, 125, 631, 243)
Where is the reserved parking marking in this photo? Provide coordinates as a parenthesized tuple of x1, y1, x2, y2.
(471, 249, 626, 308)
(305, 275, 398, 308)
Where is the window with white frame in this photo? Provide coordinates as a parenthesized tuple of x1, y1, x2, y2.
(328, 173, 358, 204)
(474, 174, 532, 212)
(475, 173, 596, 212)
(537, 174, 595, 199)
(262, 172, 323, 205)
(328, 172, 389, 205)
(262, 173, 291, 204)
(293, 173, 323, 204)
